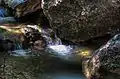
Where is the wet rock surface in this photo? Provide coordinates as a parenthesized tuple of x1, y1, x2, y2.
(0, 51, 54, 79)
(1, 0, 120, 79)
(0, 51, 87, 79)
(22, 26, 47, 50)
(0, 24, 47, 51)
(15, 0, 42, 17)
(83, 34, 120, 79)
(43, 0, 120, 42)
(0, 24, 89, 79)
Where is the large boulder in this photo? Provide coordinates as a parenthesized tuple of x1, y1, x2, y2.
(82, 34, 120, 79)
(42, 0, 120, 42)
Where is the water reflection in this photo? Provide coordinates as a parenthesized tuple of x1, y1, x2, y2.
(0, 25, 88, 79)
(42, 72, 86, 79)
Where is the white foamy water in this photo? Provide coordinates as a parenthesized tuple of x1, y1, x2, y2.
(12, 50, 27, 56)
(48, 45, 73, 56)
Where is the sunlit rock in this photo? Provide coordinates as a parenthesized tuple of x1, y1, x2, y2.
(0, 24, 45, 51)
(42, 0, 120, 42)
(0, 24, 62, 51)
(76, 48, 92, 58)
(83, 34, 120, 79)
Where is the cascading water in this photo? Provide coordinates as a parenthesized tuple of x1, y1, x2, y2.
(11, 25, 74, 57)
(12, 42, 27, 56)
(15, 42, 22, 50)
(48, 45, 72, 55)
(3, 25, 91, 59)
(41, 28, 74, 57)
(44, 30, 92, 61)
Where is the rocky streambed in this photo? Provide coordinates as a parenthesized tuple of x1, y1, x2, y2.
(0, 24, 90, 79)
(0, 24, 120, 79)
(0, 0, 120, 79)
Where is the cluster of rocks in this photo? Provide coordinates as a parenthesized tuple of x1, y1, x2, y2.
(0, 25, 47, 52)
(1, 0, 120, 43)
(0, 0, 120, 79)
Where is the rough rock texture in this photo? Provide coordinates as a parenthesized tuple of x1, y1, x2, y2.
(0, 51, 53, 79)
(15, 0, 42, 17)
(22, 26, 47, 50)
(0, 24, 47, 51)
(42, 0, 120, 42)
(82, 34, 120, 79)
(13, 0, 50, 25)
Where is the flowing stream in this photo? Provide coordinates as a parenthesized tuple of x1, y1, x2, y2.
(5, 27, 87, 79)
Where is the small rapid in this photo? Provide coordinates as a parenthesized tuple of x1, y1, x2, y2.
(0, 25, 88, 79)
(10, 25, 77, 57)
(5, 25, 92, 62)
(48, 45, 73, 56)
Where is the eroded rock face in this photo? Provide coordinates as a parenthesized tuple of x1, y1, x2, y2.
(22, 27, 47, 50)
(14, 0, 42, 17)
(83, 34, 120, 79)
(42, 0, 120, 42)
(0, 24, 47, 51)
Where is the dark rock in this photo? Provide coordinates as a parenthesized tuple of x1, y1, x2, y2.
(33, 40, 46, 51)
(82, 34, 120, 79)
(3, 0, 49, 25)
(15, 0, 42, 17)
(3, 0, 27, 9)
(0, 7, 16, 24)
(81, 34, 112, 50)
(42, 0, 120, 42)
(0, 39, 14, 52)
(3, 39, 15, 51)
(22, 27, 47, 50)
(16, 10, 50, 26)
(15, 0, 50, 25)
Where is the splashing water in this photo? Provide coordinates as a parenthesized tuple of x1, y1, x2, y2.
(45, 31, 74, 56)
(8, 25, 76, 57)
(12, 42, 28, 56)
(48, 45, 73, 56)
(15, 43, 22, 50)
(12, 50, 27, 56)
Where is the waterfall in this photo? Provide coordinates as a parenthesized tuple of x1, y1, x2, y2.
(48, 45, 73, 56)
(9, 25, 76, 57)
(15, 43, 22, 50)
(24, 26, 75, 57)
(44, 31, 74, 57)
(41, 28, 62, 46)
